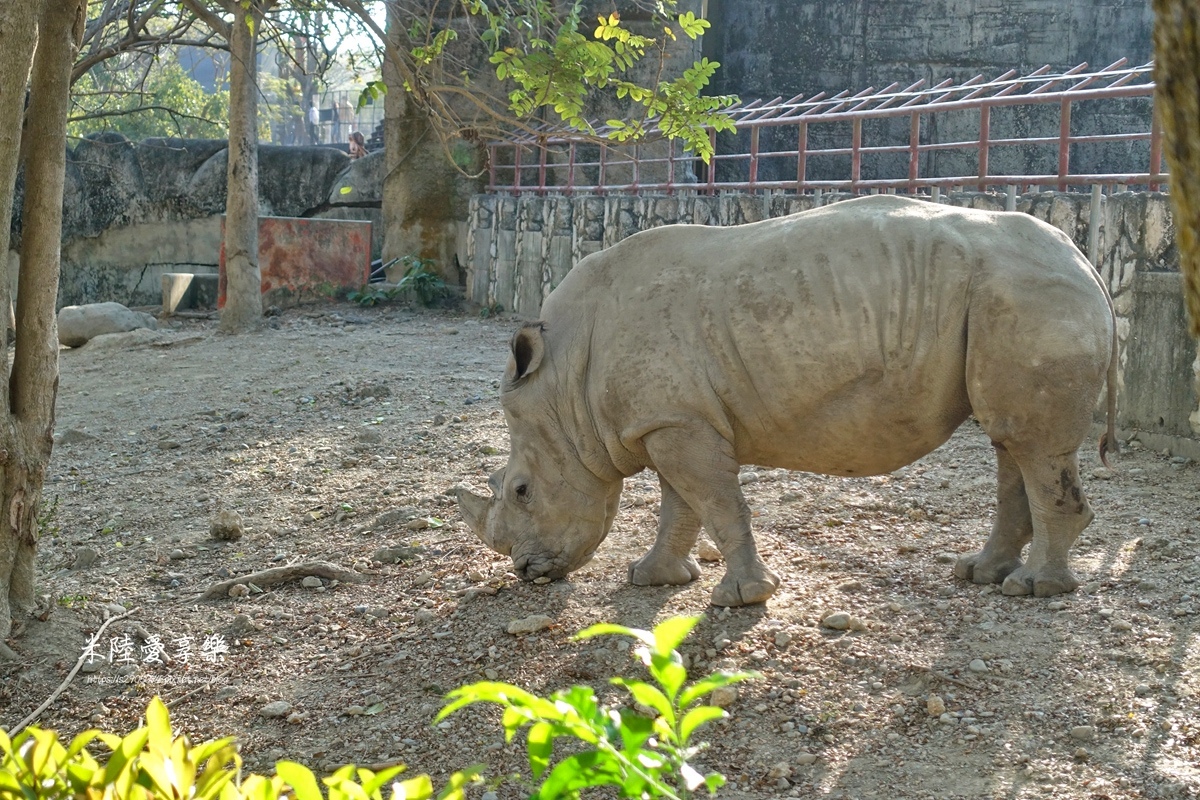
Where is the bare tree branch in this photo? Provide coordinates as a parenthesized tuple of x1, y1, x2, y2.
(180, 0, 231, 39)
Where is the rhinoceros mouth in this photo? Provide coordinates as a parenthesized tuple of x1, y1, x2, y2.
(513, 547, 597, 581)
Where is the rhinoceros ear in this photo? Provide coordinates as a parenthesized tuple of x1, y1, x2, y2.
(507, 321, 546, 383)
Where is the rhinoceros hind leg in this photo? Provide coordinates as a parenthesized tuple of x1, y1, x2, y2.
(642, 426, 780, 607)
(629, 478, 702, 586)
(998, 451, 1090, 597)
(955, 445, 1032, 584)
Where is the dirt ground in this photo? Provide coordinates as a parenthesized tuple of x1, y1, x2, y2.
(1, 303, 1199, 800)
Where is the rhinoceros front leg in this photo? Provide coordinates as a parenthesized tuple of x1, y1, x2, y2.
(643, 426, 780, 607)
(628, 477, 703, 587)
(955, 445, 1033, 584)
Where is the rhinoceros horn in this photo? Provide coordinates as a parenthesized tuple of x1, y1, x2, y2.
(456, 486, 494, 549)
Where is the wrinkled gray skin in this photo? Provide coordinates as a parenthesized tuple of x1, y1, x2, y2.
(458, 195, 1117, 607)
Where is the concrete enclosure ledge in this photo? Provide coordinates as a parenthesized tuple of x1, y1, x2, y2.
(162, 272, 219, 314)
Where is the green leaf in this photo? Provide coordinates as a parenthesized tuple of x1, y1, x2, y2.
(277, 761, 324, 800)
(359, 765, 407, 795)
(526, 721, 554, 779)
(535, 751, 622, 798)
(679, 670, 759, 709)
(679, 706, 726, 744)
(574, 622, 655, 650)
(393, 774, 434, 800)
(435, 767, 483, 800)
(62, 729, 102, 762)
(146, 697, 172, 753)
(102, 728, 149, 785)
(651, 616, 702, 657)
(611, 679, 673, 723)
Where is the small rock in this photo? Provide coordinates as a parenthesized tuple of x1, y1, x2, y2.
(72, 547, 100, 570)
(710, 686, 738, 708)
(767, 762, 792, 780)
(433, 414, 448, 426)
(821, 612, 852, 631)
(532, 576, 552, 585)
(968, 659, 989, 673)
(796, 752, 818, 766)
(1111, 619, 1133, 632)
(927, 695, 946, 716)
(215, 686, 239, 701)
(935, 552, 958, 564)
(404, 517, 431, 531)
(1070, 725, 1096, 742)
(837, 580, 864, 592)
(372, 545, 422, 563)
(227, 584, 249, 598)
(56, 428, 99, 445)
(260, 701, 292, 719)
(414, 608, 438, 625)
(738, 471, 760, 485)
(301, 576, 323, 589)
(210, 509, 244, 541)
(1090, 467, 1114, 480)
(774, 631, 793, 649)
(168, 549, 186, 561)
(697, 539, 723, 562)
(286, 712, 308, 725)
(1135, 683, 1152, 697)
(1074, 747, 1089, 761)
(1047, 600, 1067, 611)
(506, 614, 554, 635)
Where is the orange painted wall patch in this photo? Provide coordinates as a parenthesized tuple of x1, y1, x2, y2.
(218, 216, 372, 307)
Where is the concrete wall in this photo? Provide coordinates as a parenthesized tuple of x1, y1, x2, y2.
(464, 189, 1200, 455)
(8, 134, 385, 308)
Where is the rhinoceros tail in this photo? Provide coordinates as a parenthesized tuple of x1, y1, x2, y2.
(1099, 286, 1119, 469)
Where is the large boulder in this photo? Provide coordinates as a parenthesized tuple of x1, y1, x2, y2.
(58, 302, 158, 348)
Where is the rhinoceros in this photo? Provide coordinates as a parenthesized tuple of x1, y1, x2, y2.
(458, 195, 1117, 606)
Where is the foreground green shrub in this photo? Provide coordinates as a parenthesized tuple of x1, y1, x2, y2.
(0, 616, 746, 800)
(440, 615, 756, 799)
(0, 698, 472, 800)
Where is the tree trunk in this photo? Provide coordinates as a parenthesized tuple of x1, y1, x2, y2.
(0, 0, 81, 645)
(381, 5, 478, 281)
(219, 1, 263, 333)
(1153, 0, 1200, 338)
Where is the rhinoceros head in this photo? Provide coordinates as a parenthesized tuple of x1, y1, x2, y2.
(456, 322, 621, 581)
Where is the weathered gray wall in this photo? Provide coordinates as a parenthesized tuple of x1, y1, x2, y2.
(8, 134, 385, 308)
(703, 0, 1156, 183)
(465, 189, 1200, 455)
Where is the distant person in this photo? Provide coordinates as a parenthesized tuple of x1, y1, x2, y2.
(348, 131, 367, 159)
(307, 100, 320, 144)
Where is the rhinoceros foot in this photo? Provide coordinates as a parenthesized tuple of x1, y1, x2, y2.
(628, 553, 701, 587)
(953, 551, 1022, 585)
(711, 568, 781, 607)
(1000, 564, 1080, 597)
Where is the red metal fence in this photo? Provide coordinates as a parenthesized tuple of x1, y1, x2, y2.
(487, 59, 1163, 196)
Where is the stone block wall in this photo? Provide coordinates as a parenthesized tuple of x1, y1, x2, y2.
(465, 189, 1200, 454)
(8, 134, 386, 309)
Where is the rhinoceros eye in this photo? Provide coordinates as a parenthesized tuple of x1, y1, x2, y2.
(515, 483, 530, 502)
